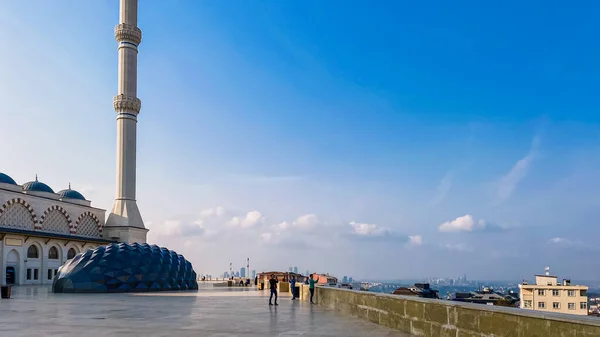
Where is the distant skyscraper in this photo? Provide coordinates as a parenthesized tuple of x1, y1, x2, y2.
(306, 270, 310, 276)
(289, 267, 293, 273)
(251, 270, 256, 279)
(235, 271, 240, 277)
(294, 266, 298, 274)
(240, 267, 246, 278)
(224, 272, 229, 278)
(342, 276, 348, 283)
(349, 277, 353, 283)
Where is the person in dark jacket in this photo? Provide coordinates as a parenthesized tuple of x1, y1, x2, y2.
(269, 274, 279, 306)
(290, 276, 297, 300)
(309, 274, 320, 304)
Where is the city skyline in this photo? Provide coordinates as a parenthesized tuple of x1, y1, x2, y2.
(1, 1, 600, 280)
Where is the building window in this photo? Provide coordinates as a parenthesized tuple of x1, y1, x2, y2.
(552, 302, 560, 309)
(33, 269, 39, 280)
(580, 290, 587, 297)
(552, 289, 560, 296)
(568, 290, 576, 297)
(547, 282, 552, 286)
(54, 269, 58, 277)
(581, 302, 588, 310)
(47, 269, 53, 280)
(26, 269, 32, 280)
(27, 245, 39, 259)
(48, 246, 59, 260)
(538, 289, 545, 296)
(538, 302, 546, 309)
(524, 300, 532, 308)
(67, 248, 77, 260)
(568, 303, 575, 310)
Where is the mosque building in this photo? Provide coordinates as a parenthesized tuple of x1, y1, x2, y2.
(1, 0, 149, 286)
(0, 172, 109, 285)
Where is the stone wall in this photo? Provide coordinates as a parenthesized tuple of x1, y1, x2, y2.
(311, 286, 600, 336)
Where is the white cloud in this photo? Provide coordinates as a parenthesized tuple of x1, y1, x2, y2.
(153, 220, 206, 237)
(229, 210, 265, 228)
(151, 206, 264, 239)
(497, 136, 540, 202)
(439, 214, 485, 232)
(349, 221, 392, 237)
(275, 221, 290, 230)
(347, 221, 422, 246)
(272, 214, 319, 232)
(409, 235, 423, 246)
(293, 214, 319, 229)
(438, 214, 506, 233)
(260, 214, 325, 248)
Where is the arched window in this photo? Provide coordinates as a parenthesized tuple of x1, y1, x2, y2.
(27, 245, 39, 259)
(48, 246, 59, 260)
(67, 248, 77, 260)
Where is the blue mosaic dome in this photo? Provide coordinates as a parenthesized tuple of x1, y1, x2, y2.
(22, 177, 54, 194)
(0, 172, 17, 185)
(52, 242, 199, 293)
(58, 188, 86, 201)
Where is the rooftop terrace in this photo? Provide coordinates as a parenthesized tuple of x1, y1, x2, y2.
(0, 284, 408, 336)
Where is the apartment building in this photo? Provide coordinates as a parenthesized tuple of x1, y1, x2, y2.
(519, 274, 588, 315)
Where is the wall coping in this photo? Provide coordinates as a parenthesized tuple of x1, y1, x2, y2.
(318, 286, 600, 327)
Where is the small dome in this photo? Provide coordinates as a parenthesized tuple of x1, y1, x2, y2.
(0, 172, 17, 185)
(58, 185, 86, 201)
(22, 175, 54, 194)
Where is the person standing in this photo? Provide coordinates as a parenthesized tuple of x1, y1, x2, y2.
(269, 274, 279, 306)
(290, 276, 297, 300)
(309, 273, 320, 304)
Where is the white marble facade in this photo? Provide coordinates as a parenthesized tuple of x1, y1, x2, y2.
(0, 174, 109, 285)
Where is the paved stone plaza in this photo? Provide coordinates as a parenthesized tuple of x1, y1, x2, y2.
(0, 285, 409, 336)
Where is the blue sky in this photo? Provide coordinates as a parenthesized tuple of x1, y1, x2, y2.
(1, 1, 600, 281)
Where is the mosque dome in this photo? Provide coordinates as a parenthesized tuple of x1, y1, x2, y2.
(0, 172, 17, 185)
(22, 176, 55, 194)
(58, 185, 86, 201)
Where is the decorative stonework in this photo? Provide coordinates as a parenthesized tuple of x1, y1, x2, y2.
(114, 23, 142, 45)
(40, 205, 72, 234)
(75, 211, 102, 237)
(0, 198, 37, 230)
(113, 94, 141, 114)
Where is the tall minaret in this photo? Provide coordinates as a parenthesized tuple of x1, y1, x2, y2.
(104, 0, 148, 243)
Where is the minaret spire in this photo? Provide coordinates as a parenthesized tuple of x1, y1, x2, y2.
(105, 0, 148, 243)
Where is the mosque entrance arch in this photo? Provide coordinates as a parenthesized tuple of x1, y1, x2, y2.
(5, 266, 15, 284)
(6, 249, 20, 285)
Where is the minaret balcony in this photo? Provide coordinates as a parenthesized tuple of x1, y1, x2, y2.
(114, 23, 142, 45)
